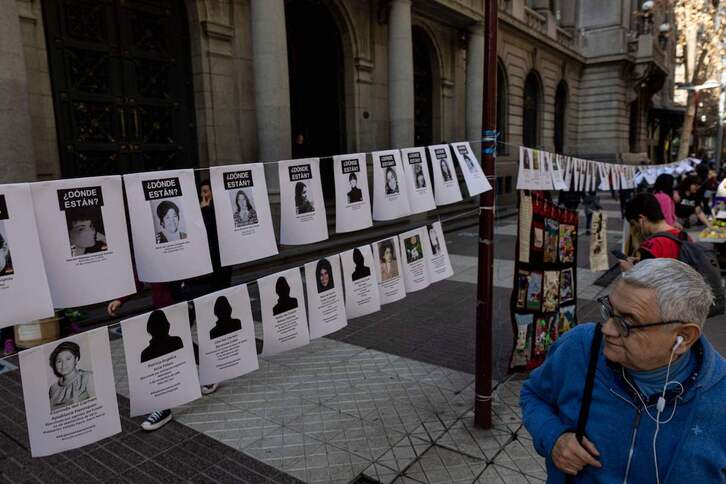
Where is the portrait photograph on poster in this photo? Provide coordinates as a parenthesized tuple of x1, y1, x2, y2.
(0, 222, 13, 277)
(428, 145, 463, 205)
(450, 142, 492, 196)
(304, 256, 347, 339)
(371, 150, 411, 221)
(398, 227, 431, 293)
(400, 147, 436, 214)
(229, 189, 258, 228)
(341, 245, 381, 319)
(258, 268, 310, 356)
(333, 154, 373, 233)
(372, 237, 406, 305)
(422, 221, 454, 283)
(279, 159, 328, 245)
(151, 199, 187, 244)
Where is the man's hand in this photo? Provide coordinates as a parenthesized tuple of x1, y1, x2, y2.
(107, 299, 123, 317)
(618, 257, 635, 272)
(551, 432, 601, 476)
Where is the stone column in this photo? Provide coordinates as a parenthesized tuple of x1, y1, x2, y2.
(388, 0, 414, 148)
(0, 0, 36, 182)
(465, 22, 485, 161)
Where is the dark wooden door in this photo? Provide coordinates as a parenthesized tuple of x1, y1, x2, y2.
(413, 28, 433, 147)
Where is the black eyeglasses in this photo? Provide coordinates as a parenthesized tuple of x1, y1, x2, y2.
(597, 296, 683, 337)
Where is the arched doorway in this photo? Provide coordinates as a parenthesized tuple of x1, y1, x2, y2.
(523, 71, 542, 148)
(554, 80, 568, 153)
(413, 27, 434, 147)
(42, 0, 198, 177)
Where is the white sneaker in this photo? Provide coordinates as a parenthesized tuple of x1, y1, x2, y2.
(201, 383, 218, 395)
(141, 409, 172, 431)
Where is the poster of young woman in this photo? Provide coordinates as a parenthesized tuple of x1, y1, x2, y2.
(278, 158, 328, 245)
(304, 256, 347, 339)
(30, 176, 136, 308)
(428, 145, 463, 205)
(19, 327, 121, 457)
(193, 285, 258, 386)
(123, 169, 212, 283)
(340, 245, 381, 319)
(450, 142, 492, 196)
(371, 236, 406, 305)
(398, 227, 431, 293)
(371, 149, 411, 221)
(120, 302, 201, 416)
(210, 163, 278, 266)
(400, 147, 436, 214)
(333, 153, 373, 233)
(0, 184, 54, 327)
(422, 221, 454, 283)
(258, 267, 310, 356)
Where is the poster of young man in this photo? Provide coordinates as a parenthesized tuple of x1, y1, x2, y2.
(450, 142, 492, 196)
(371, 150, 411, 221)
(333, 153, 373, 233)
(19, 327, 121, 457)
(193, 285, 258, 386)
(278, 158, 328, 245)
(371, 237, 406, 305)
(304, 256, 347, 339)
(258, 267, 310, 356)
(400, 147, 436, 214)
(421, 221, 454, 283)
(428, 145, 463, 205)
(121, 302, 201, 416)
(30, 176, 135, 308)
(210, 163, 278, 266)
(398, 227, 431, 293)
(340, 245, 381, 319)
(123, 169, 212, 283)
(0, 184, 54, 327)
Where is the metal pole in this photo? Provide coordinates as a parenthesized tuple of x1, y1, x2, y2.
(475, 0, 498, 429)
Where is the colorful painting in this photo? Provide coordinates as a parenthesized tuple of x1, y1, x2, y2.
(544, 218, 559, 263)
(534, 316, 553, 357)
(516, 270, 529, 309)
(533, 221, 544, 250)
(542, 271, 559, 312)
(559, 268, 574, 304)
(559, 223, 575, 263)
(526, 271, 543, 311)
(512, 314, 534, 367)
(558, 305, 576, 334)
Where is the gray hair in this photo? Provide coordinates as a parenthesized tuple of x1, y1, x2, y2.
(620, 258, 713, 327)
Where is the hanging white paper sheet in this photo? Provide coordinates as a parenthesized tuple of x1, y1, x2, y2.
(0, 184, 54, 327)
(643, 167, 657, 185)
(450, 142, 492, 196)
(258, 267, 310, 356)
(423, 221, 454, 283)
(428, 144, 463, 205)
(551, 154, 568, 190)
(371, 150, 411, 221)
(340, 245, 381, 319)
(333, 153, 373, 233)
(279, 158, 329, 245)
(584, 161, 593, 191)
(371, 236, 406, 305)
(598, 163, 612, 191)
(563, 156, 573, 190)
(193, 285, 258, 386)
(536, 151, 554, 190)
(124, 169, 212, 283)
(121, 302, 201, 416)
(400, 147, 436, 214)
(399, 227, 431, 292)
(304, 256, 347, 338)
(517, 146, 533, 190)
(19, 328, 121, 457)
(210, 163, 278, 266)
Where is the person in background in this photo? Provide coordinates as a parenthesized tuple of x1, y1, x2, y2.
(652, 174, 678, 227)
(582, 191, 602, 235)
(676, 175, 711, 228)
(558, 190, 581, 211)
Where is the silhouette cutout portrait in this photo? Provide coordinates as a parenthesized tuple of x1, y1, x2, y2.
(316, 258, 334, 293)
(351, 248, 371, 281)
(209, 296, 242, 340)
(140, 310, 184, 363)
(272, 277, 298, 315)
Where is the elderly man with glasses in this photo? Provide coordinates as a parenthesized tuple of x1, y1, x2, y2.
(520, 258, 726, 483)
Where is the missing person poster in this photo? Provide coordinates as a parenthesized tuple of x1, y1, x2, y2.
(400, 147, 436, 214)
(279, 158, 328, 245)
(0, 184, 54, 327)
(551, 154, 568, 191)
(123, 169, 212, 283)
(422, 221, 454, 283)
(340, 245, 381, 319)
(371, 237, 406, 305)
(258, 267, 310, 356)
(517, 147, 535, 190)
(333, 153, 373, 233)
(210, 163, 278, 266)
(450, 142, 492, 196)
(121, 302, 201, 416)
(19, 327, 121, 457)
(399, 227, 431, 293)
(371, 150, 411, 221)
(30, 176, 135, 308)
(304, 256, 347, 339)
(193, 285, 258, 386)
(428, 144, 463, 205)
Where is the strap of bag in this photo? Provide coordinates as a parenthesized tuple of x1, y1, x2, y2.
(645, 231, 686, 244)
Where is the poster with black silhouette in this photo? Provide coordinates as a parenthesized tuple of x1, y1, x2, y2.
(340, 245, 381, 319)
(400, 147, 436, 214)
(278, 158, 328, 245)
(193, 285, 258, 386)
(428, 144, 463, 206)
(121, 302, 201, 416)
(332, 153, 373, 233)
(123, 169, 212, 282)
(258, 268, 310, 356)
(371, 237, 406, 305)
(19, 327, 121, 457)
(398, 227, 431, 293)
(304, 256, 347, 339)
(0, 184, 54, 328)
(450, 142, 492, 197)
(30, 176, 135, 308)
(421, 221, 454, 283)
(371, 150, 411, 221)
(211, 163, 278, 266)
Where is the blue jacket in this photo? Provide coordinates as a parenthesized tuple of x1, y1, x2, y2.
(520, 323, 726, 483)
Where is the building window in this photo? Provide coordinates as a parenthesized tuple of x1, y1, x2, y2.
(554, 80, 567, 153)
(523, 71, 542, 148)
(496, 60, 508, 155)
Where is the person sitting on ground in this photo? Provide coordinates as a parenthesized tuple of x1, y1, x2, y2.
(520, 258, 726, 482)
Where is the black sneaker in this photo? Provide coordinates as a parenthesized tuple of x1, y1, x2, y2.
(141, 409, 172, 431)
